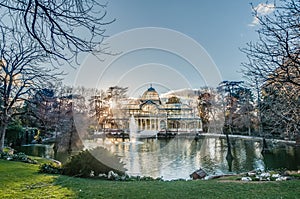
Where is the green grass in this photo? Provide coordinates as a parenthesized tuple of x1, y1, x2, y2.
(0, 160, 74, 198)
(28, 156, 58, 164)
(1, 159, 300, 199)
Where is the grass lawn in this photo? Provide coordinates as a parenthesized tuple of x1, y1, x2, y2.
(1, 159, 300, 199)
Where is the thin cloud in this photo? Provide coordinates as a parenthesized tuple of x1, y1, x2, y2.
(249, 3, 275, 26)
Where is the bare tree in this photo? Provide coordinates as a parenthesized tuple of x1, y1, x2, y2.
(241, 0, 300, 139)
(260, 83, 299, 140)
(105, 86, 128, 129)
(241, 0, 300, 87)
(199, 88, 224, 134)
(217, 81, 245, 162)
(231, 87, 255, 136)
(24, 85, 88, 155)
(0, 28, 61, 151)
(198, 91, 212, 132)
(20, 88, 58, 147)
(0, 0, 114, 64)
(217, 81, 244, 134)
(89, 89, 109, 130)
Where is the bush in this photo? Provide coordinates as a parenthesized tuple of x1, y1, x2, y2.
(5, 120, 25, 147)
(39, 163, 62, 174)
(0, 151, 37, 164)
(0, 151, 8, 159)
(12, 152, 29, 162)
(62, 147, 126, 178)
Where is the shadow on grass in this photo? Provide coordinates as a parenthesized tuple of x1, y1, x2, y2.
(53, 173, 300, 199)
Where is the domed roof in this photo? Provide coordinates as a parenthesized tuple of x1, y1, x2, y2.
(141, 86, 160, 102)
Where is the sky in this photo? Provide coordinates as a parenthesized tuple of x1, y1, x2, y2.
(67, 0, 276, 97)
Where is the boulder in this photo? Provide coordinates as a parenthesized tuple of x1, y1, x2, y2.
(241, 177, 252, 181)
(247, 172, 256, 177)
(271, 174, 280, 178)
(276, 176, 289, 181)
(108, 170, 119, 180)
(260, 172, 270, 179)
(98, 173, 107, 178)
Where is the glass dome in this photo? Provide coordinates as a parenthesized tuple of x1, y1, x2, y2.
(141, 86, 160, 101)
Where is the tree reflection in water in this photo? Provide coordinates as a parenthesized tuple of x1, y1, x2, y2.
(16, 137, 300, 180)
(88, 137, 299, 180)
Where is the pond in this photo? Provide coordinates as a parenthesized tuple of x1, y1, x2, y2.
(15, 144, 54, 158)
(84, 136, 300, 180)
(16, 136, 300, 180)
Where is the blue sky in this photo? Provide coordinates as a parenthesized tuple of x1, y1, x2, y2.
(105, 0, 261, 79)
(70, 0, 275, 96)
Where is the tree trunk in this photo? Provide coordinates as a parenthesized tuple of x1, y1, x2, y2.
(262, 138, 270, 154)
(0, 123, 8, 151)
(248, 126, 251, 136)
(225, 132, 234, 169)
(67, 120, 74, 155)
(67, 130, 73, 155)
(53, 131, 59, 159)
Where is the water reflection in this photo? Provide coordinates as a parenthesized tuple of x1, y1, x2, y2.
(16, 137, 300, 180)
(84, 137, 298, 180)
(85, 137, 299, 180)
(15, 144, 54, 158)
(263, 146, 300, 170)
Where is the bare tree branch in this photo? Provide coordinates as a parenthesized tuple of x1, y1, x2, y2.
(242, 0, 300, 87)
(0, 0, 115, 65)
(0, 27, 62, 150)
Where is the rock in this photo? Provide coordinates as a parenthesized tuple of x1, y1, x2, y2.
(260, 172, 270, 178)
(272, 174, 280, 178)
(241, 177, 252, 181)
(98, 173, 107, 178)
(108, 171, 119, 180)
(90, 170, 94, 177)
(247, 172, 256, 177)
(121, 175, 127, 181)
(276, 176, 288, 181)
(190, 168, 207, 180)
(284, 176, 292, 180)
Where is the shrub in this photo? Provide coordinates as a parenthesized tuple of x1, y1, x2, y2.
(12, 152, 29, 162)
(0, 151, 37, 164)
(0, 151, 8, 159)
(39, 163, 62, 174)
(62, 147, 126, 178)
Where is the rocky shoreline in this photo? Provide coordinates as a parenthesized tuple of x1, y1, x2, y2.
(190, 167, 300, 182)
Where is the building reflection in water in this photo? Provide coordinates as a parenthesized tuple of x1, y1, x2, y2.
(89, 137, 298, 180)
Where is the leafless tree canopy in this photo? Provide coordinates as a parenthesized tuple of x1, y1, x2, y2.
(241, 0, 300, 138)
(0, 28, 61, 150)
(0, 0, 114, 64)
(241, 0, 300, 87)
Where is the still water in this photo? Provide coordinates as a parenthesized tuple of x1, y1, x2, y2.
(85, 137, 300, 180)
(16, 144, 54, 158)
(17, 137, 300, 180)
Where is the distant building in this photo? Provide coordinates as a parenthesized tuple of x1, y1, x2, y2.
(113, 86, 202, 132)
